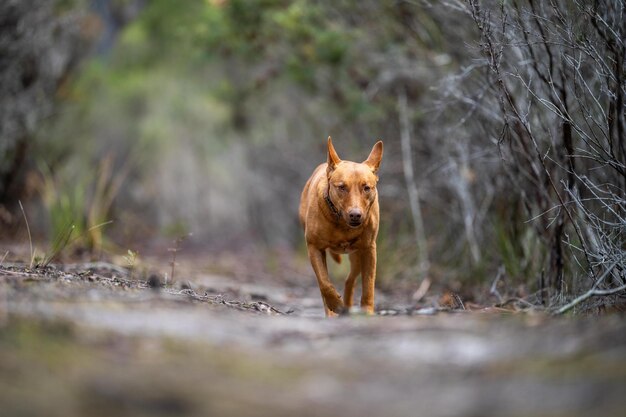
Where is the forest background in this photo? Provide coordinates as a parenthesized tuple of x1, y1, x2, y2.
(1, 0, 624, 312)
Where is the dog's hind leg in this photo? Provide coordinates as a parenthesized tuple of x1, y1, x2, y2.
(343, 252, 361, 309)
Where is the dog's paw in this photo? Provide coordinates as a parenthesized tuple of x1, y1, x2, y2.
(360, 305, 375, 315)
(326, 294, 345, 315)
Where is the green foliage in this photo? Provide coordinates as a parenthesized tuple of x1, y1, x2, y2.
(38, 162, 87, 243)
(36, 153, 121, 255)
(493, 217, 542, 285)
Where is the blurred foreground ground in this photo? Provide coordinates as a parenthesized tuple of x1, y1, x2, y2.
(1, 251, 625, 417)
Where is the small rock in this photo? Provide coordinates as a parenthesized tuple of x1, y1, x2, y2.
(413, 307, 438, 315)
(250, 292, 268, 301)
(147, 274, 163, 289)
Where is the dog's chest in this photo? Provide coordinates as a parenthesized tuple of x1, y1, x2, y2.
(328, 237, 360, 254)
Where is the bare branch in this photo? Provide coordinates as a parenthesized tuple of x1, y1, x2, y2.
(555, 259, 625, 314)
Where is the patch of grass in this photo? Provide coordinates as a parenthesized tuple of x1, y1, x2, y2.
(37, 154, 126, 256)
(16, 200, 112, 267)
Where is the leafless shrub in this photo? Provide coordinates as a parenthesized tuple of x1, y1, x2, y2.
(461, 0, 625, 310)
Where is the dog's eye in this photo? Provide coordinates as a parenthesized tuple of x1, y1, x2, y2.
(336, 184, 347, 192)
(363, 185, 372, 193)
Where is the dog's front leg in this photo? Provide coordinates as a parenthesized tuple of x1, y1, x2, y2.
(343, 252, 361, 309)
(360, 245, 377, 314)
(307, 245, 344, 317)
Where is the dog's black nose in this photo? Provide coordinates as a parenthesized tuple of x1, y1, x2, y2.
(348, 209, 362, 222)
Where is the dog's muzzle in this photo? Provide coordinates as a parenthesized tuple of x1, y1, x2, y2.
(347, 209, 363, 227)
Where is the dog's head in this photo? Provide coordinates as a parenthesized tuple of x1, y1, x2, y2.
(326, 136, 383, 228)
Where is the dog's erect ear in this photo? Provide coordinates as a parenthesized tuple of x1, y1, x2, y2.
(327, 136, 342, 173)
(364, 140, 383, 173)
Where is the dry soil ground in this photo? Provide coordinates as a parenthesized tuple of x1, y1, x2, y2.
(1, 253, 626, 417)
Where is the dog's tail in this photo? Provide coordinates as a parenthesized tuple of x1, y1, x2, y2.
(329, 251, 342, 264)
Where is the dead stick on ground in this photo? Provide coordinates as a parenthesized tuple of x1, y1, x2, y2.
(555, 260, 624, 315)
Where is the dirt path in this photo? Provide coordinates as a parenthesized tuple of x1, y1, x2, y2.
(1, 262, 626, 417)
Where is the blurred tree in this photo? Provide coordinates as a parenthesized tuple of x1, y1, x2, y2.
(0, 0, 93, 207)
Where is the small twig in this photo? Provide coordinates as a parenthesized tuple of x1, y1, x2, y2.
(490, 265, 505, 303)
(0, 251, 8, 266)
(168, 234, 191, 285)
(412, 277, 431, 302)
(453, 293, 466, 310)
(168, 248, 178, 284)
(18, 201, 33, 268)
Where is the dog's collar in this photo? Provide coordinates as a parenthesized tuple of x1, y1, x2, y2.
(324, 186, 342, 220)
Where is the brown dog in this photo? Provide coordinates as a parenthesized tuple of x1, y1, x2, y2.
(299, 137, 383, 317)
